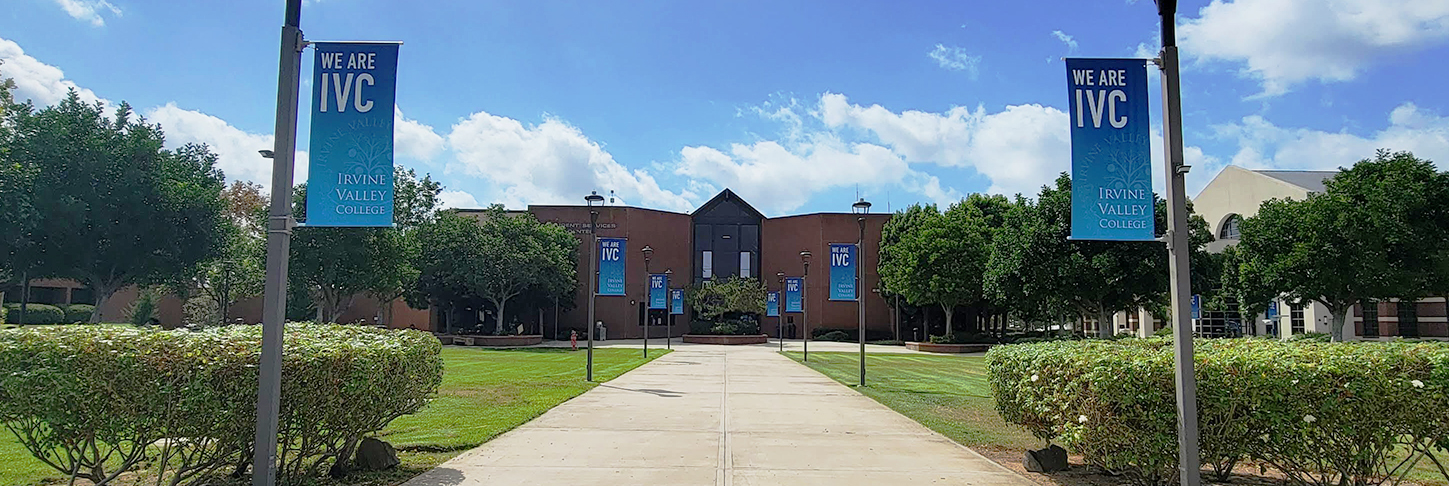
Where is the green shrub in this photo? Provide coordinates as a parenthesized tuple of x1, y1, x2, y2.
(929, 332, 998, 344)
(1288, 331, 1331, 342)
(687, 276, 766, 322)
(0, 323, 443, 485)
(688, 317, 761, 335)
(811, 328, 894, 342)
(0, 303, 66, 325)
(987, 339, 1449, 486)
(63, 304, 94, 323)
(1153, 326, 1173, 337)
(126, 287, 162, 326)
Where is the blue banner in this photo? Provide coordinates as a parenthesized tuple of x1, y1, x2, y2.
(766, 291, 780, 317)
(1266, 301, 1279, 319)
(829, 243, 857, 301)
(670, 289, 684, 315)
(1191, 294, 1201, 319)
(306, 42, 400, 227)
(784, 277, 803, 313)
(597, 238, 626, 296)
(1066, 58, 1154, 241)
(648, 274, 668, 309)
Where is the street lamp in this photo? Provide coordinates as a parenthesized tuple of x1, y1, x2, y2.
(853, 197, 871, 386)
(664, 268, 673, 349)
(776, 271, 786, 352)
(585, 190, 605, 381)
(800, 249, 812, 361)
(641, 245, 653, 358)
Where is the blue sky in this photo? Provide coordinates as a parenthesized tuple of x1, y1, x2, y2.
(2, 0, 1447, 215)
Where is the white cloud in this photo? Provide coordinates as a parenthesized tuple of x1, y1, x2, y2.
(676, 136, 911, 214)
(446, 111, 697, 212)
(394, 107, 445, 162)
(1052, 30, 1079, 52)
(146, 103, 309, 188)
(1180, 0, 1449, 96)
(927, 44, 982, 78)
(819, 93, 1070, 196)
(1213, 102, 1449, 172)
(0, 37, 108, 108)
(438, 190, 481, 209)
(52, 0, 121, 27)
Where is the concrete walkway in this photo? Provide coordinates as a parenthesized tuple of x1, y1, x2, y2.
(403, 345, 1032, 486)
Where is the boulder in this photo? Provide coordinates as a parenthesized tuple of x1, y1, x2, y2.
(1024, 444, 1068, 473)
(353, 437, 399, 471)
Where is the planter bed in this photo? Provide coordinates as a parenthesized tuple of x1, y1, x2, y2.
(905, 342, 995, 354)
(682, 334, 768, 345)
(458, 335, 543, 347)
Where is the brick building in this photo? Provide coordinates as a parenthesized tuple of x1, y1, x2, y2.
(452, 189, 893, 340)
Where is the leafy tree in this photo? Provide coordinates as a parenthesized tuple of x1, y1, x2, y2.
(879, 194, 1008, 337)
(1236, 151, 1449, 341)
(7, 92, 228, 320)
(409, 211, 485, 332)
(185, 181, 267, 324)
(468, 206, 577, 334)
(688, 276, 767, 322)
(0, 71, 36, 283)
(986, 174, 1169, 338)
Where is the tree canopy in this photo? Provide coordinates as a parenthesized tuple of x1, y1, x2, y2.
(409, 207, 577, 335)
(4, 91, 229, 319)
(288, 167, 439, 323)
(1233, 150, 1449, 341)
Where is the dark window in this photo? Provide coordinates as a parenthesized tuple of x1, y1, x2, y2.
(1361, 300, 1379, 338)
(1398, 301, 1419, 338)
(70, 288, 95, 306)
(1219, 215, 1242, 240)
(1290, 303, 1305, 335)
(1127, 312, 1140, 331)
(27, 287, 69, 306)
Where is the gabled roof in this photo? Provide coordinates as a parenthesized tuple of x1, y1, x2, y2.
(1253, 170, 1336, 193)
(691, 188, 766, 220)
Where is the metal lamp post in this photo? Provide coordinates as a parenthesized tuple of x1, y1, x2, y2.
(251, 1, 303, 481)
(800, 250, 811, 361)
(776, 271, 786, 352)
(1150, 0, 1200, 484)
(664, 268, 673, 349)
(585, 191, 605, 381)
(853, 198, 871, 387)
(641, 245, 653, 358)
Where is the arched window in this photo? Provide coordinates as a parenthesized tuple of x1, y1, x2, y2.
(1219, 214, 1242, 240)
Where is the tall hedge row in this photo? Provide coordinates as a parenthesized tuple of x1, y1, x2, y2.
(0, 324, 444, 486)
(987, 339, 1449, 486)
(1, 303, 67, 324)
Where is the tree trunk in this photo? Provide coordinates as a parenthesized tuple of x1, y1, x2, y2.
(492, 297, 507, 335)
(1327, 302, 1350, 342)
(90, 282, 120, 324)
(942, 303, 954, 336)
(1098, 307, 1114, 339)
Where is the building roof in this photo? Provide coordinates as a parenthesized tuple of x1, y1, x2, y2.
(1251, 170, 1336, 193)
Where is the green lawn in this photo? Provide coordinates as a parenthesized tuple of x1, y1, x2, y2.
(783, 351, 1038, 452)
(0, 346, 667, 486)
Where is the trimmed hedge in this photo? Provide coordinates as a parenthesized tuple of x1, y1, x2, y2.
(811, 328, 894, 342)
(63, 304, 94, 323)
(987, 339, 1449, 486)
(0, 303, 66, 325)
(0, 323, 443, 485)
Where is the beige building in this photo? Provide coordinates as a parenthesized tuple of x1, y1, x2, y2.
(1100, 165, 1447, 340)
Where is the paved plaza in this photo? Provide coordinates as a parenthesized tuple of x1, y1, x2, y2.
(403, 344, 1031, 486)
